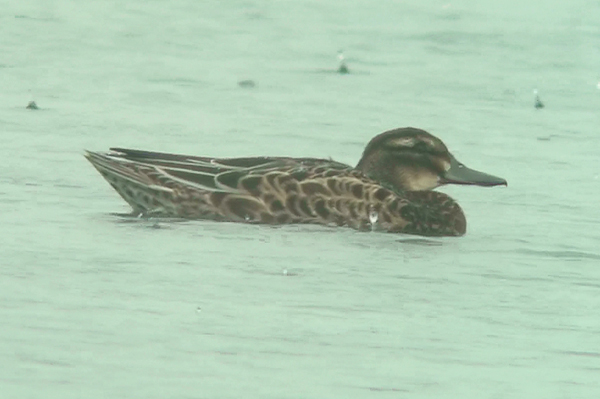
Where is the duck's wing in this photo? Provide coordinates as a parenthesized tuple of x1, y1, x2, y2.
(104, 147, 352, 192)
(84, 147, 354, 217)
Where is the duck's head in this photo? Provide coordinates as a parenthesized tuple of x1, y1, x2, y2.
(356, 127, 507, 191)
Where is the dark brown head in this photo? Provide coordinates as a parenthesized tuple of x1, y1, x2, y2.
(356, 127, 507, 192)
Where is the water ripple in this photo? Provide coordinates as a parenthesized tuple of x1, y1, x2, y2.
(516, 248, 600, 261)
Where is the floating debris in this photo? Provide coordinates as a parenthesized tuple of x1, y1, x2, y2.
(281, 269, 298, 276)
(238, 79, 256, 88)
(26, 100, 38, 110)
(337, 50, 349, 74)
(534, 89, 544, 109)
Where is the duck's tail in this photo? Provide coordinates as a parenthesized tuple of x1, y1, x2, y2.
(84, 150, 177, 216)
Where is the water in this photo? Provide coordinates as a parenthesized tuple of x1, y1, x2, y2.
(2, 0, 600, 397)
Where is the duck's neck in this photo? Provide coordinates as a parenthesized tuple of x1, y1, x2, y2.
(356, 154, 410, 193)
(356, 153, 401, 192)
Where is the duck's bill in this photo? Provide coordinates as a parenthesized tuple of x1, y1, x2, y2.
(441, 154, 507, 187)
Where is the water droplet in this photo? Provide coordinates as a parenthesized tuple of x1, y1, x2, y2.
(369, 209, 379, 231)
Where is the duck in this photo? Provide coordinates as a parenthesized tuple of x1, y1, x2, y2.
(84, 127, 506, 237)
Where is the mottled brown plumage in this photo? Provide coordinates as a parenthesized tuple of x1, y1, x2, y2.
(84, 127, 506, 237)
